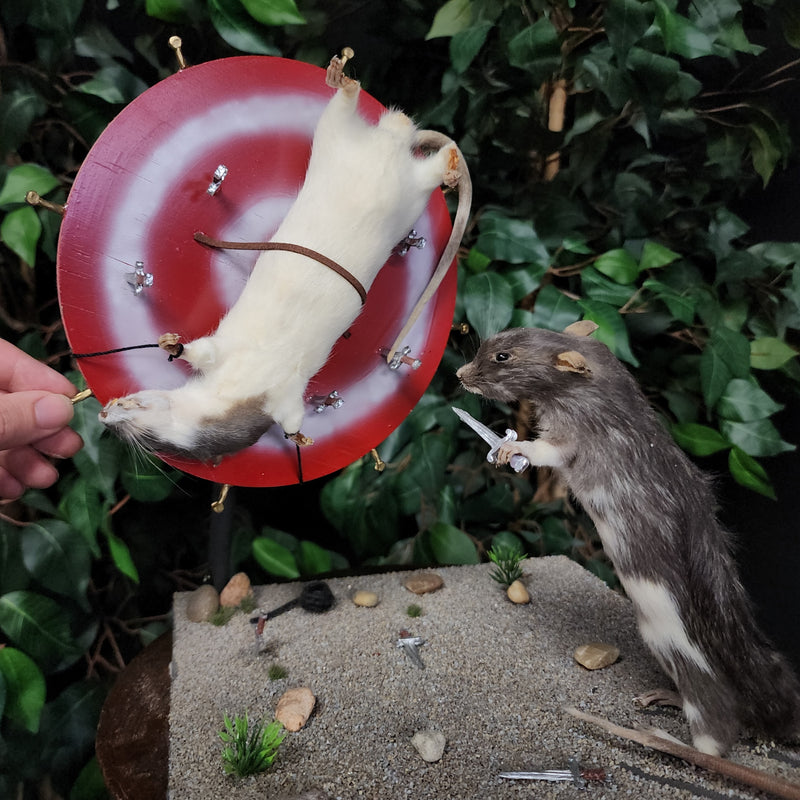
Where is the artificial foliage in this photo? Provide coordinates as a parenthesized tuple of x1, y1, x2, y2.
(219, 712, 286, 777)
(0, 0, 799, 796)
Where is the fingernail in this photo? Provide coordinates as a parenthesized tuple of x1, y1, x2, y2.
(34, 394, 73, 429)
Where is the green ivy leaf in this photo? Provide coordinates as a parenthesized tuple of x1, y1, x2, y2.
(121, 451, 177, 502)
(720, 419, 796, 457)
(1, 206, 41, 265)
(728, 447, 775, 500)
(653, 0, 715, 58)
(426, 522, 479, 565)
(750, 337, 797, 370)
(577, 299, 639, 366)
(450, 21, 493, 73)
(0, 523, 29, 593)
(642, 279, 696, 325)
(0, 647, 45, 733)
(0, 90, 48, 156)
(103, 529, 140, 583)
(671, 422, 731, 456)
(20, 520, 91, 610)
(507, 17, 561, 80)
(426, 0, 472, 39)
(297, 540, 331, 576)
(463, 271, 513, 339)
(518, 285, 580, 332)
(475, 212, 550, 265)
(604, 0, 652, 61)
(716, 378, 783, 422)
(76, 65, 148, 105)
(593, 248, 639, 284)
(639, 240, 680, 270)
(0, 164, 58, 207)
(252, 537, 300, 579)
(57, 478, 102, 556)
(240, 0, 306, 26)
(0, 591, 82, 673)
(700, 327, 750, 408)
(208, 0, 281, 54)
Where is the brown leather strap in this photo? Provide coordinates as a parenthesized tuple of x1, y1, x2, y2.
(194, 231, 367, 305)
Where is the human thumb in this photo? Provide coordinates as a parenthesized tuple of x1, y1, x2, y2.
(0, 392, 75, 450)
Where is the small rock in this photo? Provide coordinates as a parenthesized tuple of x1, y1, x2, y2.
(574, 642, 620, 670)
(506, 579, 530, 604)
(352, 590, 379, 607)
(404, 573, 444, 595)
(411, 730, 446, 762)
(219, 572, 253, 608)
(185, 585, 219, 622)
(276, 687, 316, 732)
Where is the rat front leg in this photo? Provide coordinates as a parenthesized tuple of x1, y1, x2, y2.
(158, 333, 218, 373)
(496, 438, 566, 469)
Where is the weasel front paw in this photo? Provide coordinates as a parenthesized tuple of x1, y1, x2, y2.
(158, 333, 183, 358)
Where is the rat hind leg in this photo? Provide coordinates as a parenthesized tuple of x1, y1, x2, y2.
(411, 140, 463, 193)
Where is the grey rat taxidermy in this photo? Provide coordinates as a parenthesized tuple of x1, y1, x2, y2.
(99, 54, 470, 461)
(457, 323, 800, 756)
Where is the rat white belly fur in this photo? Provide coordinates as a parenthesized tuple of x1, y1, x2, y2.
(99, 56, 465, 461)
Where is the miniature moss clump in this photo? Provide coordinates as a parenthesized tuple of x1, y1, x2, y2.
(219, 713, 285, 777)
(209, 607, 236, 626)
(406, 603, 422, 618)
(239, 594, 258, 614)
(487, 544, 527, 588)
(268, 663, 288, 680)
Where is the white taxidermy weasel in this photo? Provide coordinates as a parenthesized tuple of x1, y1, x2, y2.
(99, 55, 470, 461)
(457, 323, 800, 757)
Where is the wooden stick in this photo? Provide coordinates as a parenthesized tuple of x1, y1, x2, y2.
(565, 707, 800, 800)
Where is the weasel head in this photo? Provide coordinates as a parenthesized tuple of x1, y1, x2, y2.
(99, 388, 274, 462)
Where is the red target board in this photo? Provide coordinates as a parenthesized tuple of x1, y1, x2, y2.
(57, 56, 457, 487)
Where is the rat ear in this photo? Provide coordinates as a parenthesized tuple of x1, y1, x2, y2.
(563, 320, 599, 337)
(555, 350, 591, 374)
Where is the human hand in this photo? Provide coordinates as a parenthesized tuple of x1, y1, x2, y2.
(0, 339, 84, 499)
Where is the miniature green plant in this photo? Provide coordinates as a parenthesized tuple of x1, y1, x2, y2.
(219, 713, 286, 778)
(487, 544, 527, 588)
(209, 606, 236, 626)
(406, 603, 422, 618)
(268, 663, 288, 681)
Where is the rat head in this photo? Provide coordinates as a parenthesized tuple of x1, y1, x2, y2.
(99, 386, 274, 462)
(456, 322, 608, 404)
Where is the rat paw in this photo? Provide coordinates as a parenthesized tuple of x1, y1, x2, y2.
(495, 442, 522, 466)
(158, 333, 183, 358)
(285, 432, 314, 447)
(635, 688, 684, 709)
(325, 57, 357, 95)
(442, 145, 461, 189)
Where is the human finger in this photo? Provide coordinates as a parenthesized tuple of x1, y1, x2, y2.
(0, 339, 76, 396)
(0, 446, 59, 496)
(32, 426, 84, 459)
(0, 391, 74, 450)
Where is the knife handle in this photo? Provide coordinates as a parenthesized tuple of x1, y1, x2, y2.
(487, 430, 530, 473)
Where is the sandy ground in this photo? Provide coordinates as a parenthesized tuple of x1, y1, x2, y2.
(168, 556, 800, 799)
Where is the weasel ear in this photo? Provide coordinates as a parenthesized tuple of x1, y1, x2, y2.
(555, 350, 591, 374)
(563, 320, 599, 337)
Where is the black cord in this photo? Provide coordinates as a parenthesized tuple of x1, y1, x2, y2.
(72, 343, 160, 359)
(295, 442, 304, 484)
(72, 342, 184, 361)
